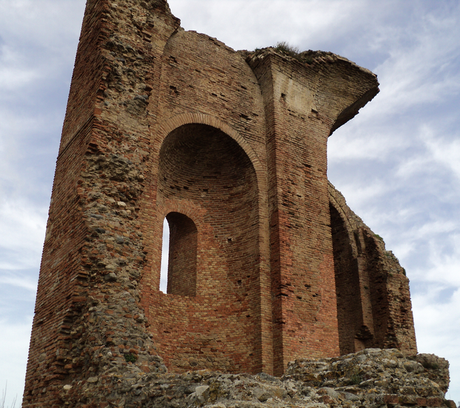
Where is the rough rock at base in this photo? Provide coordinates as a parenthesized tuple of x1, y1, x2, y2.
(60, 348, 455, 407)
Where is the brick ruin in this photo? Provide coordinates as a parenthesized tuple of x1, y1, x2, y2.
(23, 0, 419, 406)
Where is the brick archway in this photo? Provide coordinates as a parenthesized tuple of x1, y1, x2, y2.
(146, 122, 263, 373)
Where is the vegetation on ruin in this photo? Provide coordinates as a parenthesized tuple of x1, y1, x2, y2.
(273, 42, 315, 64)
(124, 353, 138, 363)
(274, 41, 300, 57)
(249, 41, 319, 65)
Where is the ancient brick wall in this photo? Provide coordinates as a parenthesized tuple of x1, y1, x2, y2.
(138, 28, 271, 375)
(23, 0, 418, 406)
(22, 119, 94, 407)
(329, 183, 417, 354)
(246, 50, 381, 374)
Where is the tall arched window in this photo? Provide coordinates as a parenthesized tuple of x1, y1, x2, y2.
(160, 212, 198, 296)
(159, 218, 170, 293)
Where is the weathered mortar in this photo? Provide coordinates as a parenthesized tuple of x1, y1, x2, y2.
(23, 0, 439, 406)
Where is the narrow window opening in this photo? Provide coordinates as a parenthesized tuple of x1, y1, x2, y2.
(159, 218, 170, 293)
(159, 212, 197, 296)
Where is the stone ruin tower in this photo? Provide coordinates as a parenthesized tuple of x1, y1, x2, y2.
(23, 0, 417, 405)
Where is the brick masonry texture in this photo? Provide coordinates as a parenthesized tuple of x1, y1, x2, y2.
(22, 0, 435, 406)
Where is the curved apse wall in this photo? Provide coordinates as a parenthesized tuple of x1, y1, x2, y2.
(152, 123, 262, 373)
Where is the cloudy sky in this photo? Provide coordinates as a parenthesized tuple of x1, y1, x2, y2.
(1, 0, 459, 405)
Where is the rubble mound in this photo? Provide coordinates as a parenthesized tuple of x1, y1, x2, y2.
(62, 349, 454, 407)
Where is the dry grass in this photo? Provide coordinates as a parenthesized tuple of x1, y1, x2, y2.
(273, 42, 314, 64)
(0, 383, 17, 408)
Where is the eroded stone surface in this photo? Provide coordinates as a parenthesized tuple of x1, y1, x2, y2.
(57, 349, 453, 407)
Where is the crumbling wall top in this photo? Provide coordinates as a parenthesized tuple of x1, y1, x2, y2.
(243, 46, 379, 134)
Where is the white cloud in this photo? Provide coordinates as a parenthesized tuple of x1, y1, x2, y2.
(0, 0, 85, 49)
(0, 45, 40, 91)
(412, 234, 460, 287)
(0, 273, 37, 293)
(371, 8, 460, 115)
(413, 287, 460, 401)
(0, 0, 85, 94)
(420, 125, 460, 182)
(329, 127, 410, 161)
(0, 199, 46, 270)
(331, 180, 390, 213)
(169, 0, 406, 52)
